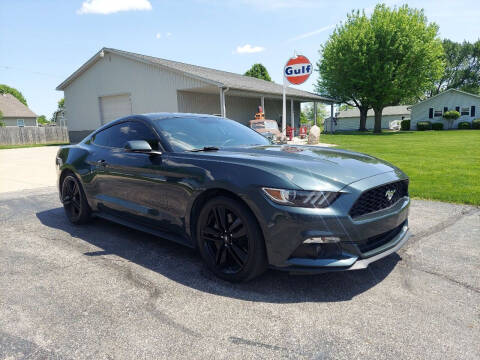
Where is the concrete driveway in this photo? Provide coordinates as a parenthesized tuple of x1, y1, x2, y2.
(0, 147, 479, 359)
(0, 146, 60, 193)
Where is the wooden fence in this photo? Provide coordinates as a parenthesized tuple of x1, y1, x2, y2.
(0, 126, 69, 146)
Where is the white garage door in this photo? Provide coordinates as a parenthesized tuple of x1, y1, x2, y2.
(99, 94, 132, 125)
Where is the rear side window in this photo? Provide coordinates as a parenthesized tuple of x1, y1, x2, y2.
(92, 121, 159, 149)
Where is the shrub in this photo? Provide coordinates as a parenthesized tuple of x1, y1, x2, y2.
(417, 121, 432, 131)
(443, 110, 460, 129)
(458, 121, 471, 129)
(472, 119, 480, 129)
(400, 119, 410, 130)
(432, 122, 443, 130)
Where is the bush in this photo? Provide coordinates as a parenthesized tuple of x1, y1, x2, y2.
(432, 122, 443, 130)
(472, 119, 480, 129)
(458, 121, 471, 129)
(443, 110, 460, 129)
(400, 119, 410, 130)
(417, 121, 432, 131)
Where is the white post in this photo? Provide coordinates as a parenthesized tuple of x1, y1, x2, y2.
(261, 96, 265, 116)
(290, 98, 294, 133)
(282, 78, 287, 136)
(330, 103, 334, 134)
(313, 101, 317, 126)
(219, 88, 226, 117)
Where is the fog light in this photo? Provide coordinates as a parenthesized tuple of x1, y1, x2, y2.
(303, 236, 341, 244)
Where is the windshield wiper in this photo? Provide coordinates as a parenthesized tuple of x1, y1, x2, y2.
(189, 146, 220, 152)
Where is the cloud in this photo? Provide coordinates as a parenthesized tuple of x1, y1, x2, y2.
(156, 33, 161, 39)
(166, 32, 172, 37)
(287, 25, 335, 42)
(77, 0, 152, 15)
(234, 44, 265, 54)
(155, 32, 172, 39)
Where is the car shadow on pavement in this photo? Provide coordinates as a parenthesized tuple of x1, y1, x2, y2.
(36, 207, 400, 303)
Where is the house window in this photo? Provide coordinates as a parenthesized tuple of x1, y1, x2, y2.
(17, 119, 25, 127)
(461, 107, 470, 116)
(434, 109, 443, 117)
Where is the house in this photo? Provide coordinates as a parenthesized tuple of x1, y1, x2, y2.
(410, 89, 479, 129)
(56, 48, 334, 143)
(324, 105, 410, 132)
(0, 93, 37, 127)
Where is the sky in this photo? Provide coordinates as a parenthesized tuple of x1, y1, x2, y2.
(1, 0, 479, 117)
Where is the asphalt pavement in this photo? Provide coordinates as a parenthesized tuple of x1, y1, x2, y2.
(0, 187, 479, 359)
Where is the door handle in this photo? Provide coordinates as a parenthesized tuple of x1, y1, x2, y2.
(96, 159, 107, 167)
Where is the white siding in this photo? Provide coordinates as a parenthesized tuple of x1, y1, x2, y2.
(411, 91, 480, 129)
(63, 53, 210, 132)
(177, 91, 301, 127)
(334, 115, 406, 131)
(3, 117, 37, 127)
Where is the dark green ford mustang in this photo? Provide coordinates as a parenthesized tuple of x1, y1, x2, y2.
(56, 113, 410, 282)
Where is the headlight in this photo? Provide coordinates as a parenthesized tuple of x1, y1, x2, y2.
(262, 188, 340, 208)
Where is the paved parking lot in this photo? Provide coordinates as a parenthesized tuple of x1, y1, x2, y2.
(0, 146, 479, 359)
(1, 186, 479, 359)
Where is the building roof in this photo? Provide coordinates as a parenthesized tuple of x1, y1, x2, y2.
(408, 88, 480, 109)
(336, 105, 410, 119)
(56, 47, 335, 103)
(0, 93, 37, 118)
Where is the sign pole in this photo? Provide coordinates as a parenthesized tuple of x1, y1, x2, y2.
(282, 76, 287, 136)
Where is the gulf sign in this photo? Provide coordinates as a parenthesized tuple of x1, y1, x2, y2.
(284, 55, 312, 85)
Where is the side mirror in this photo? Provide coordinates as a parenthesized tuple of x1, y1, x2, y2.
(125, 140, 152, 153)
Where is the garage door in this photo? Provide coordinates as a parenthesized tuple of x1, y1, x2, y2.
(99, 94, 132, 125)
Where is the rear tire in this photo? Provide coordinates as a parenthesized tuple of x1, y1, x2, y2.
(196, 196, 267, 282)
(61, 174, 91, 225)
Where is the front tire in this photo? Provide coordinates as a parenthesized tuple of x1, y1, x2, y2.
(196, 196, 267, 282)
(61, 174, 91, 224)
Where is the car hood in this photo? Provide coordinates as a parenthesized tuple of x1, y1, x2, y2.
(192, 145, 403, 191)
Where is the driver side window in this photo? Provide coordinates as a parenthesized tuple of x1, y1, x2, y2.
(92, 121, 159, 150)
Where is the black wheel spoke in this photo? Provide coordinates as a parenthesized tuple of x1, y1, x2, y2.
(231, 226, 246, 239)
(228, 244, 246, 266)
(228, 217, 242, 232)
(215, 244, 226, 266)
(214, 207, 227, 230)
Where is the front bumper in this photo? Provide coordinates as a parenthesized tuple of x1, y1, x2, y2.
(277, 222, 409, 274)
(248, 171, 411, 272)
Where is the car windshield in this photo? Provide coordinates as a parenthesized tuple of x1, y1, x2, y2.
(153, 116, 270, 152)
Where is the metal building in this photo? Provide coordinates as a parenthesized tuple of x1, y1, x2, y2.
(57, 48, 334, 142)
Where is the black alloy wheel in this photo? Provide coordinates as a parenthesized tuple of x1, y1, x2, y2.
(61, 174, 91, 224)
(197, 196, 267, 282)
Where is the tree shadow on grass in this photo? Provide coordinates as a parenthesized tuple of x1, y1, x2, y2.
(36, 207, 401, 304)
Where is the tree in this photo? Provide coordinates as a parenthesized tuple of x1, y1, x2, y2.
(37, 115, 49, 125)
(318, 4, 444, 133)
(0, 84, 28, 106)
(244, 64, 272, 81)
(429, 39, 480, 96)
(51, 98, 65, 122)
(443, 110, 460, 129)
(316, 10, 373, 131)
(0, 110, 4, 127)
(302, 103, 328, 125)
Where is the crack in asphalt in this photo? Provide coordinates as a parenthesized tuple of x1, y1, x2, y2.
(402, 207, 480, 249)
(399, 206, 480, 294)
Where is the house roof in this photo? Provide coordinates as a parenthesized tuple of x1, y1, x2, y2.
(409, 88, 480, 109)
(0, 93, 37, 118)
(56, 47, 336, 103)
(335, 105, 410, 119)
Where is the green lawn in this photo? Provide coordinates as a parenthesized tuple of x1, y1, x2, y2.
(320, 130, 480, 205)
(0, 142, 69, 150)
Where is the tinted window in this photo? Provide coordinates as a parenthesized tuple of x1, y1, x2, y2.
(153, 117, 270, 152)
(92, 121, 159, 149)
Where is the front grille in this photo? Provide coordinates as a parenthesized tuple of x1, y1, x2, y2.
(358, 221, 406, 253)
(349, 179, 409, 218)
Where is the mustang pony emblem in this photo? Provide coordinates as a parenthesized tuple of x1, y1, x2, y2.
(385, 189, 396, 201)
